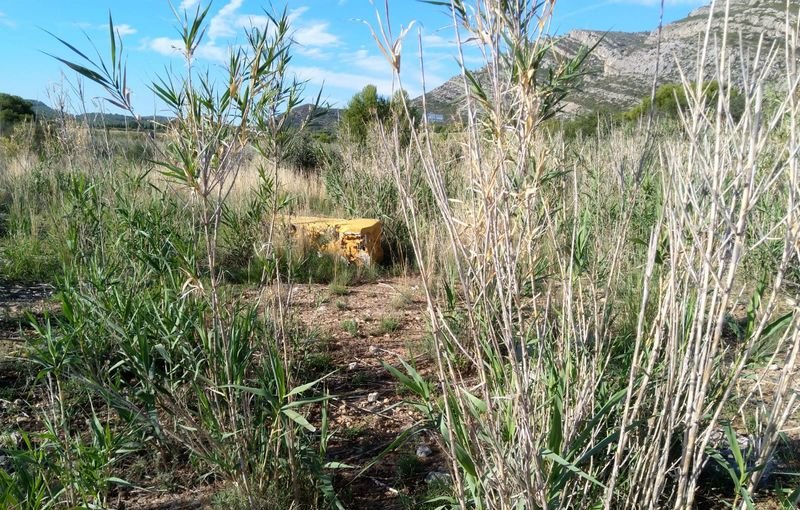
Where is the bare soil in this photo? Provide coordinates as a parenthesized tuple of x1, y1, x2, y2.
(286, 277, 440, 509)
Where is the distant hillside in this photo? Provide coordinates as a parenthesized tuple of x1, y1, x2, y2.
(27, 100, 59, 120)
(25, 99, 172, 130)
(415, 0, 797, 119)
(287, 104, 342, 134)
(25, 98, 340, 134)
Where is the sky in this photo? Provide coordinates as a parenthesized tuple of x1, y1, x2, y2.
(0, 0, 708, 114)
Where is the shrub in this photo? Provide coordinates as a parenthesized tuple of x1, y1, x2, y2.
(0, 93, 35, 136)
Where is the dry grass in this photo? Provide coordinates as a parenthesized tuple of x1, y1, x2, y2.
(369, 1, 800, 509)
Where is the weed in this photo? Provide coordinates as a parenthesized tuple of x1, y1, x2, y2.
(390, 292, 412, 310)
(341, 320, 359, 336)
(375, 0, 800, 508)
(378, 315, 402, 335)
(396, 454, 425, 486)
(329, 282, 350, 297)
(340, 426, 365, 440)
(2, 5, 341, 509)
(305, 352, 334, 377)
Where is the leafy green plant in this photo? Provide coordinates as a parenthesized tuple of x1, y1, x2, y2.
(707, 424, 759, 509)
(396, 454, 425, 485)
(624, 81, 745, 122)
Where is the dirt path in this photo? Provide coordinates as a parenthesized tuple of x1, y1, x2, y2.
(285, 276, 442, 509)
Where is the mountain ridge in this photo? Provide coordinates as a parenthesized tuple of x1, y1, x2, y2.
(416, 0, 797, 119)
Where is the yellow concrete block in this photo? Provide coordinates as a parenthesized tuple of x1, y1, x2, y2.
(282, 215, 384, 265)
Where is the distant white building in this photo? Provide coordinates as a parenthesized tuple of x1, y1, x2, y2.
(427, 112, 445, 123)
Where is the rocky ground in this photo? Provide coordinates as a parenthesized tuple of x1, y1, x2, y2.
(285, 277, 445, 508)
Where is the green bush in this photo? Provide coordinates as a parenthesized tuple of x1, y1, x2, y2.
(624, 81, 745, 122)
(0, 93, 35, 136)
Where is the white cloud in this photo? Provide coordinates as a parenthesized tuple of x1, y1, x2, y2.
(75, 20, 136, 36)
(294, 22, 340, 47)
(114, 24, 137, 36)
(347, 49, 390, 74)
(0, 11, 17, 28)
(195, 43, 227, 62)
(296, 46, 332, 59)
(421, 34, 455, 49)
(293, 66, 402, 98)
(289, 7, 310, 22)
(208, 0, 244, 40)
(207, 2, 316, 43)
(420, 29, 482, 52)
(147, 3, 339, 63)
(149, 37, 183, 56)
(0, 11, 15, 28)
(238, 14, 272, 30)
(0, 12, 17, 28)
(179, 0, 200, 10)
(148, 37, 226, 62)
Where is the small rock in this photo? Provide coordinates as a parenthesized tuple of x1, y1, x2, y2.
(368, 345, 378, 354)
(416, 444, 433, 458)
(367, 392, 379, 403)
(425, 471, 452, 484)
(348, 362, 358, 371)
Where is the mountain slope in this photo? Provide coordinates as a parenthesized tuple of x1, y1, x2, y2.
(416, 0, 797, 119)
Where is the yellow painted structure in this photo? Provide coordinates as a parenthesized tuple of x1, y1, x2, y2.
(282, 215, 384, 265)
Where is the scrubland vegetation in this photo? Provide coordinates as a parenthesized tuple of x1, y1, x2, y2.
(1, 1, 799, 509)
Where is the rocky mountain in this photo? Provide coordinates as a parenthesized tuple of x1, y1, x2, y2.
(417, 0, 797, 119)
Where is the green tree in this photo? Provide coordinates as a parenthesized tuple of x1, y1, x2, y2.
(625, 81, 744, 122)
(0, 93, 35, 135)
(340, 84, 389, 144)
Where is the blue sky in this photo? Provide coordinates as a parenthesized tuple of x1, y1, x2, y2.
(0, 0, 707, 113)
